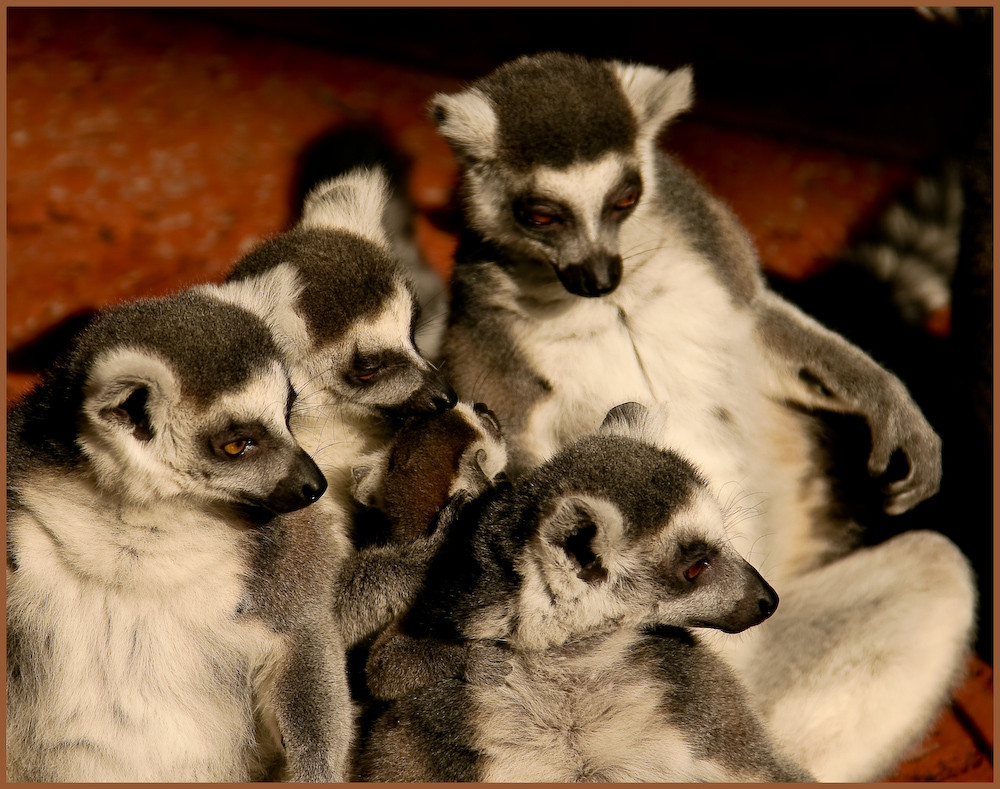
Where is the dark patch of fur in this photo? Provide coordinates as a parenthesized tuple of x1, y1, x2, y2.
(228, 227, 399, 344)
(480, 52, 637, 170)
(380, 409, 480, 542)
(654, 155, 760, 306)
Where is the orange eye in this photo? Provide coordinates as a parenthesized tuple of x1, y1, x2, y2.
(529, 211, 557, 226)
(223, 439, 250, 457)
(614, 191, 639, 211)
(684, 558, 710, 581)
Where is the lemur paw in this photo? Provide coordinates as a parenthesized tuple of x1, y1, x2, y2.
(869, 404, 942, 515)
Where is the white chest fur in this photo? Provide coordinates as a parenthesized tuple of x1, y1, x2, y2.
(470, 633, 746, 782)
(7, 472, 281, 782)
(508, 220, 822, 580)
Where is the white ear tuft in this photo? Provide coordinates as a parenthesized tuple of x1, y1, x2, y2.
(299, 166, 391, 246)
(611, 62, 694, 138)
(83, 349, 179, 442)
(429, 88, 498, 163)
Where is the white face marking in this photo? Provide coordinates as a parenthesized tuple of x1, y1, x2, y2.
(530, 153, 634, 244)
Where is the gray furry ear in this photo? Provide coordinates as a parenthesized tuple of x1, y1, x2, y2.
(610, 62, 694, 139)
(541, 495, 625, 585)
(299, 166, 391, 245)
(429, 88, 498, 163)
(599, 400, 669, 446)
(84, 349, 180, 443)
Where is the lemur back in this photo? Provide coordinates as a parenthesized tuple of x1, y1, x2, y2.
(6, 292, 350, 782)
(357, 414, 809, 782)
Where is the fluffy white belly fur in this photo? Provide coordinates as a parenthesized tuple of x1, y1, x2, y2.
(471, 636, 747, 782)
(7, 476, 280, 782)
(516, 251, 826, 583)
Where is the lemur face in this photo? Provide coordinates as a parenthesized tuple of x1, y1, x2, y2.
(432, 52, 694, 299)
(513, 431, 776, 647)
(220, 167, 456, 419)
(304, 281, 456, 417)
(77, 296, 327, 514)
(470, 153, 642, 298)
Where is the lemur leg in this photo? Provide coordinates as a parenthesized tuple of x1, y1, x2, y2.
(730, 530, 975, 782)
(754, 290, 941, 515)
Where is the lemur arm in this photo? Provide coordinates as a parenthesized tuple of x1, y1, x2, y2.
(753, 289, 941, 515)
(332, 536, 440, 648)
(265, 628, 353, 782)
(366, 623, 512, 701)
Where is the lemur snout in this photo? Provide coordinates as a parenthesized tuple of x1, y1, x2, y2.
(557, 254, 623, 297)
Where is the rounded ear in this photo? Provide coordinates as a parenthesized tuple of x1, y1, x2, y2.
(610, 62, 694, 139)
(540, 494, 625, 585)
(429, 88, 498, 163)
(599, 400, 669, 447)
(299, 166, 391, 245)
(83, 349, 180, 443)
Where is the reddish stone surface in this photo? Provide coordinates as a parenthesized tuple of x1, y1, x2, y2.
(6, 9, 990, 782)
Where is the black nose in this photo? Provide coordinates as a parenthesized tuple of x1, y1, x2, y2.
(557, 254, 623, 298)
(758, 586, 779, 621)
(395, 370, 457, 415)
(263, 451, 328, 513)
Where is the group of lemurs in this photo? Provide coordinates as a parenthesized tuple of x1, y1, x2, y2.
(7, 52, 978, 782)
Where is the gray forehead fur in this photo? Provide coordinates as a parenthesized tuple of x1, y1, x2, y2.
(228, 227, 402, 344)
(477, 52, 637, 170)
(515, 434, 704, 539)
(76, 291, 280, 404)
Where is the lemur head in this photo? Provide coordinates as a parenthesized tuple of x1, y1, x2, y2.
(72, 292, 327, 513)
(219, 167, 455, 417)
(506, 404, 775, 649)
(352, 400, 507, 542)
(431, 52, 692, 298)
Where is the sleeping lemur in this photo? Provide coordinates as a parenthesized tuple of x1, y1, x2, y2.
(202, 167, 458, 650)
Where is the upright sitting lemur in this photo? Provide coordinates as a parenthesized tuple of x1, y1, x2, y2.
(6, 292, 349, 781)
(356, 403, 812, 783)
(429, 53, 976, 780)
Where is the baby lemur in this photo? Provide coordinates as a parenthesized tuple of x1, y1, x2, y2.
(6, 292, 349, 781)
(356, 403, 811, 782)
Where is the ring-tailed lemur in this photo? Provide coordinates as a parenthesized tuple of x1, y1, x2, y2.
(428, 54, 974, 780)
(359, 402, 975, 782)
(6, 292, 352, 782)
(203, 167, 459, 649)
(356, 404, 810, 782)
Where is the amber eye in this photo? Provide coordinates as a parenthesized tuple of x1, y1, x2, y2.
(684, 558, 710, 581)
(613, 191, 640, 211)
(528, 210, 558, 226)
(222, 439, 250, 457)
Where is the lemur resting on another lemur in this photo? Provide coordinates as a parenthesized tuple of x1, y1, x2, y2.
(6, 292, 349, 782)
(204, 167, 459, 650)
(356, 403, 812, 783)
(429, 53, 975, 780)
